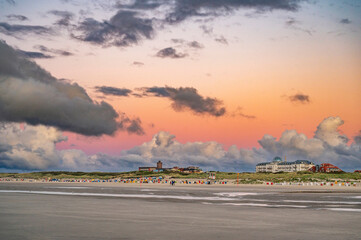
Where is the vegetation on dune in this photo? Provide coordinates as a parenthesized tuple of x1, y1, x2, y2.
(0, 171, 209, 180)
(0, 171, 360, 182)
(226, 172, 361, 183)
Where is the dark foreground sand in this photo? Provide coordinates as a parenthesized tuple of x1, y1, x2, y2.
(0, 182, 360, 240)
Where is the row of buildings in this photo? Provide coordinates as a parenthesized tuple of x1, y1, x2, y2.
(138, 158, 344, 174)
(256, 156, 343, 173)
(139, 161, 203, 173)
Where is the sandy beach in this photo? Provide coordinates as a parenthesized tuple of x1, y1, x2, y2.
(1, 178, 361, 190)
(1, 181, 360, 240)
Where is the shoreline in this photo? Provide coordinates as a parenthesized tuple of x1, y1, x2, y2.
(1, 179, 361, 192)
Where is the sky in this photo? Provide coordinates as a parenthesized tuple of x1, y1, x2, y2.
(0, 0, 360, 172)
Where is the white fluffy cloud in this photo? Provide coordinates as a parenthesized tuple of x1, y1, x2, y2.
(258, 130, 325, 159)
(1, 117, 360, 172)
(0, 123, 65, 169)
(119, 117, 360, 171)
(314, 116, 349, 146)
(0, 123, 149, 171)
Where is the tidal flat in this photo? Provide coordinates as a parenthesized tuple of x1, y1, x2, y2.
(0, 182, 360, 240)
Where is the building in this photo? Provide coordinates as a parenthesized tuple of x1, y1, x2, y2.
(180, 166, 203, 173)
(139, 161, 177, 172)
(171, 166, 179, 171)
(139, 161, 164, 172)
(309, 163, 343, 173)
(138, 167, 157, 172)
(138, 161, 203, 173)
(156, 161, 163, 169)
(256, 156, 315, 173)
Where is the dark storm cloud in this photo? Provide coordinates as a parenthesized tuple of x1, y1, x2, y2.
(17, 50, 53, 59)
(156, 47, 187, 58)
(48, 10, 74, 26)
(289, 93, 310, 103)
(6, 14, 28, 21)
(139, 86, 226, 117)
(0, 40, 122, 136)
(34, 45, 73, 57)
(118, 114, 145, 135)
(73, 10, 154, 47)
(165, 0, 302, 24)
(95, 86, 132, 97)
(340, 18, 351, 24)
(0, 22, 53, 36)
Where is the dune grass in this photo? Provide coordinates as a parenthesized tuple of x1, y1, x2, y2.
(1, 171, 360, 182)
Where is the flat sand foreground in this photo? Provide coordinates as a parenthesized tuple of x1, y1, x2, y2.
(1, 182, 360, 240)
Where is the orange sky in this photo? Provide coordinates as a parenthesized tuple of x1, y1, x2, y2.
(2, 0, 360, 156)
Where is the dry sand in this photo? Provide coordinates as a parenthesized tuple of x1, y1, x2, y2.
(1, 179, 361, 191)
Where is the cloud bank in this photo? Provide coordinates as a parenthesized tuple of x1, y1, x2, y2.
(1, 117, 359, 172)
(0, 123, 144, 171)
(120, 117, 360, 171)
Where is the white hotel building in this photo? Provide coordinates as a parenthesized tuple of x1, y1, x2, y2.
(256, 157, 315, 173)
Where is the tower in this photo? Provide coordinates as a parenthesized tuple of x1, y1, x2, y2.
(157, 161, 163, 169)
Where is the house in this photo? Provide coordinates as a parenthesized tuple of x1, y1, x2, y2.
(309, 163, 343, 173)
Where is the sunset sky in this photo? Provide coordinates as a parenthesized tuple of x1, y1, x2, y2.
(0, 0, 360, 172)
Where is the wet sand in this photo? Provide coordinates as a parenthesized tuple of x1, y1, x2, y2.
(1, 182, 360, 240)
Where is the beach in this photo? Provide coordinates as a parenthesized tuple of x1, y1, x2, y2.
(0, 181, 361, 240)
